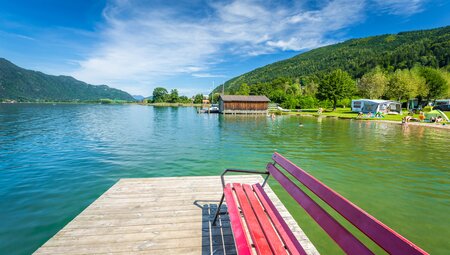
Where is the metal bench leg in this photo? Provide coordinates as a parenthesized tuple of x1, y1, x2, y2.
(212, 193, 225, 226)
(213, 168, 270, 226)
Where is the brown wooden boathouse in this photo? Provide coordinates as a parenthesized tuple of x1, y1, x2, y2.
(218, 95, 270, 114)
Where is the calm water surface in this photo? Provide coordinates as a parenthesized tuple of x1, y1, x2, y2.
(0, 104, 448, 254)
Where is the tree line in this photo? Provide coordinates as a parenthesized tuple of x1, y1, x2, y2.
(149, 87, 205, 104)
(226, 65, 450, 110)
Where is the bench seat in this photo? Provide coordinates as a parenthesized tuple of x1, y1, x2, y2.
(216, 153, 428, 255)
(224, 183, 306, 255)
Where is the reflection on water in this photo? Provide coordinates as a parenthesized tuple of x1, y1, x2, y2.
(0, 104, 448, 254)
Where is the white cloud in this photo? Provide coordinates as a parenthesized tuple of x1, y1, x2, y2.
(371, 0, 427, 16)
(70, 0, 401, 95)
(192, 73, 227, 78)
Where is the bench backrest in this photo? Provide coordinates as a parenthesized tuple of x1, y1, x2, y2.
(268, 152, 428, 255)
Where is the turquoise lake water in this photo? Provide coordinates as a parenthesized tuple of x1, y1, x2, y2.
(0, 104, 448, 254)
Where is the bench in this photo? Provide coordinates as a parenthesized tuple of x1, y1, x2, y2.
(212, 152, 428, 255)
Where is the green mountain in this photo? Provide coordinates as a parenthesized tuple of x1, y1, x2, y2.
(217, 26, 450, 93)
(0, 58, 135, 101)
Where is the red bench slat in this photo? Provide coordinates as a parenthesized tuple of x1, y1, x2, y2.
(224, 184, 252, 255)
(267, 164, 374, 255)
(233, 183, 273, 255)
(253, 183, 307, 255)
(272, 152, 429, 255)
(242, 184, 288, 255)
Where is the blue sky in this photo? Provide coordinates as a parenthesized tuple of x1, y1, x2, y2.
(0, 0, 449, 97)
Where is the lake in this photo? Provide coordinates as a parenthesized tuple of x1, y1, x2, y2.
(0, 104, 448, 254)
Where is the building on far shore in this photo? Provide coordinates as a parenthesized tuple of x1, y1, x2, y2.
(218, 95, 270, 114)
(202, 95, 210, 105)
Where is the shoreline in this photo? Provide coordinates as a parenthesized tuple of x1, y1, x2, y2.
(143, 102, 203, 107)
(380, 120, 450, 130)
(291, 113, 450, 130)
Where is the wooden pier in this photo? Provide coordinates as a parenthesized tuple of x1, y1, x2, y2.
(34, 175, 319, 254)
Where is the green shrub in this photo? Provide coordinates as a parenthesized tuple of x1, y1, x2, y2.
(298, 96, 318, 109)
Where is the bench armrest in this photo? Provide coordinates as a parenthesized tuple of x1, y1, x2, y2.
(220, 169, 270, 189)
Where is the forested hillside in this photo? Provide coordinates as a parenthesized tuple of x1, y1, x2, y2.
(0, 58, 134, 102)
(217, 26, 449, 93)
(211, 26, 450, 109)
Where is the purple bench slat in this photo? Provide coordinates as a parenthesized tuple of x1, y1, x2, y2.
(268, 163, 374, 255)
(272, 152, 428, 255)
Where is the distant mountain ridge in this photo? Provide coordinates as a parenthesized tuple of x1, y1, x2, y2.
(215, 26, 450, 93)
(0, 58, 134, 101)
(132, 95, 145, 101)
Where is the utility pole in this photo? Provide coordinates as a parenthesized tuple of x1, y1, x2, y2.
(212, 81, 215, 103)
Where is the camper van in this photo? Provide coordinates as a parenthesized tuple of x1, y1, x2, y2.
(435, 99, 450, 106)
(351, 99, 402, 114)
(351, 99, 365, 112)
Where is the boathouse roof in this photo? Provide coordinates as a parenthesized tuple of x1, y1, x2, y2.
(219, 95, 270, 102)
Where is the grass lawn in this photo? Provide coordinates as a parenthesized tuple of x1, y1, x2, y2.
(444, 111, 450, 119)
(278, 108, 419, 122)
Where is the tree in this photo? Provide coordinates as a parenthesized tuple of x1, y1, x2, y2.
(237, 83, 250, 95)
(317, 69, 355, 110)
(193, 94, 203, 104)
(289, 80, 301, 95)
(411, 67, 428, 101)
(386, 69, 419, 102)
(298, 95, 318, 109)
(281, 95, 299, 109)
(211, 93, 221, 103)
(152, 87, 168, 103)
(168, 89, 179, 103)
(357, 67, 388, 99)
(420, 67, 448, 101)
(269, 89, 287, 104)
(303, 81, 318, 97)
(441, 70, 450, 97)
(178, 96, 191, 103)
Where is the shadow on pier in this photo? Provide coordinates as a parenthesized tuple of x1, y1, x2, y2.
(194, 200, 237, 255)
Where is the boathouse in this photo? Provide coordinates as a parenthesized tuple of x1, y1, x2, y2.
(218, 95, 270, 114)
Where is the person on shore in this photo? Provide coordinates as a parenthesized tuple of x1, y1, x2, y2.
(357, 112, 363, 118)
(317, 107, 323, 115)
(419, 111, 425, 122)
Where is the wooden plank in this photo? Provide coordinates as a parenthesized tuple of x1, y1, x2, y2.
(268, 164, 374, 255)
(253, 183, 307, 255)
(224, 184, 252, 255)
(87, 199, 219, 208)
(47, 229, 234, 246)
(233, 183, 273, 255)
(57, 222, 233, 236)
(272, 152, 429, 255)
(242, 184, 287, 255)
